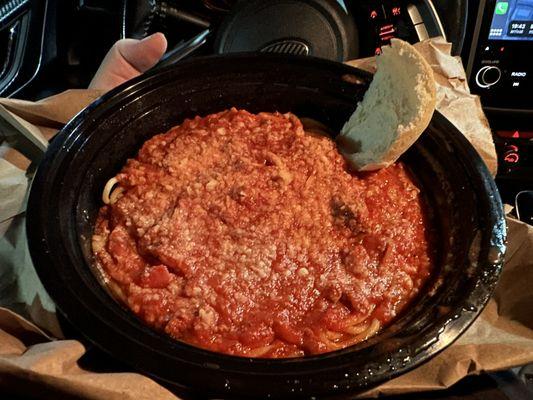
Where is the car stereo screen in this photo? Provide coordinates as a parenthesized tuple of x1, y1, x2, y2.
(489, 0, 533, 40)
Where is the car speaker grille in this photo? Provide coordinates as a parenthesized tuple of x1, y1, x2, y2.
(260, 39, 310, 56)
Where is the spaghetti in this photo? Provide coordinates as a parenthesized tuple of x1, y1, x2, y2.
(92, 109, 433, 358)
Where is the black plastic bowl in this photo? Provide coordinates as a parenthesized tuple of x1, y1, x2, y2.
(27, 54, 506, 398)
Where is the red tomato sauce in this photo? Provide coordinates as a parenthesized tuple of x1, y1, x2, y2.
(92, 109, 433, 358)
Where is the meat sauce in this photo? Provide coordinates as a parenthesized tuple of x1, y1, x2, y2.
(92, 109, 433, 358)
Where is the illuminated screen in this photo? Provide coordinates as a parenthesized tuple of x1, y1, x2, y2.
(489, 0, 533, 40)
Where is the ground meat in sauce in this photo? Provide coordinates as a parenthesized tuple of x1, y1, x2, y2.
(92, 108, 432, 358)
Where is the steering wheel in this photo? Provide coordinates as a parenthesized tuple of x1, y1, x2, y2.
(122, 0, 468, 66)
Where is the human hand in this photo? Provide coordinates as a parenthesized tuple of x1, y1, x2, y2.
(89, 33, 167, 91)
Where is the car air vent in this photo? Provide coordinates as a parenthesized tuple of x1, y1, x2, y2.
(0, 21, 18, 81)
(0, 0, 34, 97)
(0, 0, 29, 27)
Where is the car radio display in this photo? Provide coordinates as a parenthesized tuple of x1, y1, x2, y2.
(489, 0, 533, 40)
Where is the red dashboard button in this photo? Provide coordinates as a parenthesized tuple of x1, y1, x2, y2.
(502, 144, 520, 165)
(496, 130, 533, 139)
(504, 152, 520, 164)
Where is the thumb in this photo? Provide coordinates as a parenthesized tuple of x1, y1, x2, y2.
(89, 33, 167, 91)
(117, 33, 168, 72)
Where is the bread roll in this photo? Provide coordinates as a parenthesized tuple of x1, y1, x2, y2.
(337, 39, 436, 171)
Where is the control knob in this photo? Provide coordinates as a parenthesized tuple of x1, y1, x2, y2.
(475, 66, 502, 88)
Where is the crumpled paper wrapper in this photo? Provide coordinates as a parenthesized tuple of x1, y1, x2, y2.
(0, 38, 531, 399)
(346, 37, 497, 176)
(0, 89, 103, 339)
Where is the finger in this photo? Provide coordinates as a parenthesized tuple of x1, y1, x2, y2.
(118, 32, 168, 73)
(89, 33, 167, 91)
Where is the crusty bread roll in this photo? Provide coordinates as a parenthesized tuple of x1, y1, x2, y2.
(337, 38, 436, 171)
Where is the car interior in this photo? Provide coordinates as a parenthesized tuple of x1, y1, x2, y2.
(1, 0, 531, 220)
(0, 1, 532, 398)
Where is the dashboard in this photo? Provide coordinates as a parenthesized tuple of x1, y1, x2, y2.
(467, 0, 532, 111)
(465, 0, 533, 208)
(0, 0, 458, 100)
